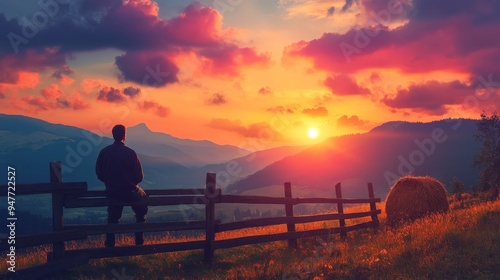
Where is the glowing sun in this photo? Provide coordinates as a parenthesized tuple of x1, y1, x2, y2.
(307, 127, 319, 139)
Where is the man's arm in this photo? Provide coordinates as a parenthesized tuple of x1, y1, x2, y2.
(95, 151, 105, 182)
(132, 151, 144, 185)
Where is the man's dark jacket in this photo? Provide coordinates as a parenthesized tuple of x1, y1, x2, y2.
(96, 141, 145, 201)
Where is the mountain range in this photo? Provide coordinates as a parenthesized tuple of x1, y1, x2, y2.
(227, 119, 481, 198)
(0, 114, 483, 199)
(0, 114, 304, 189)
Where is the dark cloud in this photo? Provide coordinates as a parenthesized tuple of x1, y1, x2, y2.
(205, 92, 227, 105)
(382, 80, 473, 115)
(324, 74, 371, 95)
(0, 1, 270, 87)
(341, 0, 359, 12)
(97, 87, 125, 103)
(123, 86, 141, 98)
(0, 49, 66, 84)
(327, 6, 335, 16)
(95, 84, 169, 116)
(285, 0, 500, 81)
(302, 107, 329, 117)
(52, 65, 73, 79)
(115, 52, 179, 87)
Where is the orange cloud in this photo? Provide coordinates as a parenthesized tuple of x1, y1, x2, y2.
(302, 106, 329, 117)
(207, 118, 284, 140)
(337, 115, 365, 127)
(205, 92, 227, 105)
(22, 84, 90, 111)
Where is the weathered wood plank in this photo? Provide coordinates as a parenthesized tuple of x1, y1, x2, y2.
(204, 173, 217, 264)
(214, 221, 378, 250)
(64, 196, 206, 208)
(59, 240, 206, 260)
(216, 210, 381, 233)
(75, 189, 208, 197)
(219, 195, 380, 205)
(368, 182, 380, 231)
(50, 161, 65, 260)
(0, 230, 87, 250)
(0, 182, 87, 196)
(64, 221, 207, 235)
(335, 183, 347, 239)
(284, 182, 297, 248)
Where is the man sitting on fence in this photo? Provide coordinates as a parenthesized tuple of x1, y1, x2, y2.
(96, 124, 148, 247)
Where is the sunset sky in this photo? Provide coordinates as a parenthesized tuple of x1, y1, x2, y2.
(0, 0, 499, 148)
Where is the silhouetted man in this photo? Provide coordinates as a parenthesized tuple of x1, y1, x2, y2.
(96, 124, 148, 247)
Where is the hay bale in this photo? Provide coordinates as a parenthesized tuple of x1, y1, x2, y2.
(385, 175, 449, 226)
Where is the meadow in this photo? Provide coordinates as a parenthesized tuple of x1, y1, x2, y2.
(4, 194, 499, 279)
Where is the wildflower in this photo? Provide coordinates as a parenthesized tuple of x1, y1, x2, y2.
(379, 249, 388, 255)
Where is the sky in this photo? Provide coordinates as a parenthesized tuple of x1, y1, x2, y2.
(0, 0, 499, 148)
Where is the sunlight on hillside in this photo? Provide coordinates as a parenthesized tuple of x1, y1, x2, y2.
(5, 198, 499, 279)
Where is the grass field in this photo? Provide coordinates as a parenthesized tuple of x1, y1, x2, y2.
(3, 195, 500, 279)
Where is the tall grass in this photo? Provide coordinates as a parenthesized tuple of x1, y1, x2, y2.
(3, 199, 499, 279)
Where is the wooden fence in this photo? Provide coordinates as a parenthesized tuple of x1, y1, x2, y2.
(1, 162, 380, 278)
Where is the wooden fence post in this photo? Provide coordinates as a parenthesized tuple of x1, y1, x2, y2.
(204, 173, 216, 264)
(367, 183, 379, 233)
(50, 161, 65, 260)
(335, 183, 347, 239)
(284, 182, 297, 248)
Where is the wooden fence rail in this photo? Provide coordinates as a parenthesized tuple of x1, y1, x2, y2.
(0, 161, 380, 278)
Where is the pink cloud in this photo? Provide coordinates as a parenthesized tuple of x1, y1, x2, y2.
(200, 45, 271, 77)
(284, 0, 500, 80)
(66, 90, 90, 110)
(382, 80, 473, 115)
(122, 0, 159, 17)
(166, 3, 223, 46)
(41, 84, 64, 99)
(324, 74, 371, 95)
(81, 79, 107, 95)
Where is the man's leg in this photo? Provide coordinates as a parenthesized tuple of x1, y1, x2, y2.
(106, 205, 124, 247)
(131, 204, 148, 245)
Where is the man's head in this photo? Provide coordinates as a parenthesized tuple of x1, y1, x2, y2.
(112, 125, 126, 142)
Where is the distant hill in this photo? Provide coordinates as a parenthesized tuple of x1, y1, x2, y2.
(194, 145, 308, 189)
(227, 119, 482, 199)
(126, 123, 251, 167)
(0, 114, 304, 189)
